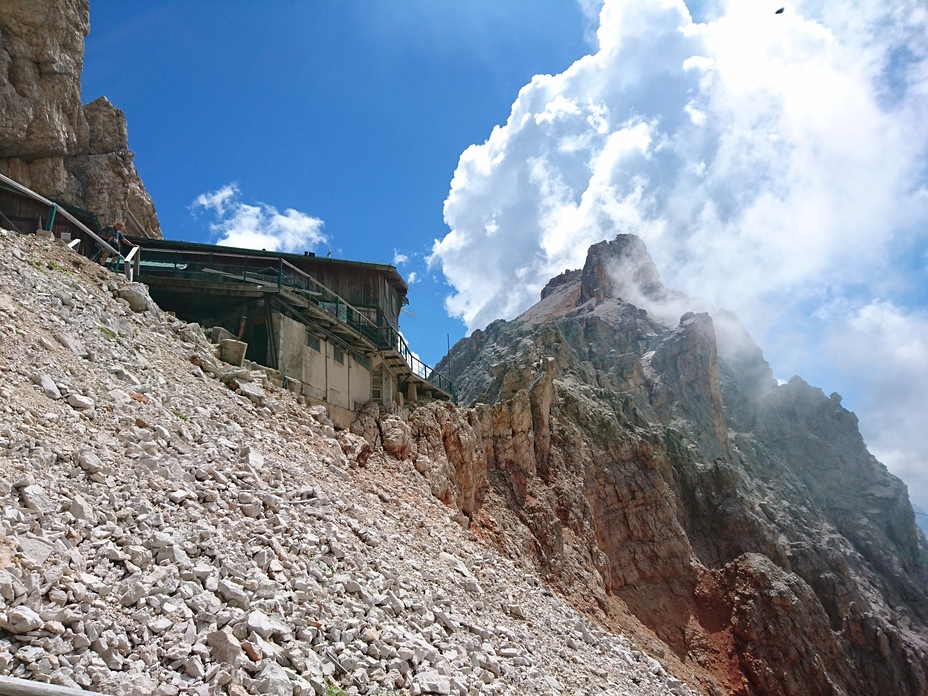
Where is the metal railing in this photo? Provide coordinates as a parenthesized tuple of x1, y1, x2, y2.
(0, 172, 134, 281)
(377, 323, 457, 397)
(136, 247, 455, 397)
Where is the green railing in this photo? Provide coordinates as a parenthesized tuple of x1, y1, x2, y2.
(137, 248, 456, 398)
(376, 323, 457, 397)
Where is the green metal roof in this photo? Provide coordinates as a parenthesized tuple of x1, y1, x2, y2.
(125, 236, 408, 293)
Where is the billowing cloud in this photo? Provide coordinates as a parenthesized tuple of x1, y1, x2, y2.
(192, 184, 327, 254)
(431, 0, 928, 506)
(824, 302, 928, 507)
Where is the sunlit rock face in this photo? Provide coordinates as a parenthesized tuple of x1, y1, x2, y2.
(433, 233, 928, 695)
(0, 0, 160, 236)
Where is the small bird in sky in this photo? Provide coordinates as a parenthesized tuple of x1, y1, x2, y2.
(775, 7, 785, 13)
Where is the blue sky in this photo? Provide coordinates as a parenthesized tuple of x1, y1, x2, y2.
(83, 1, 928, 516)
(82, 0, 588, 363)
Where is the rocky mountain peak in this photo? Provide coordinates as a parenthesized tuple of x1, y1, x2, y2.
(0, 230, 925, 694)
(579, 233, 665, 304)
(437, 233, 928, 695)
(0, 230, 702, 696)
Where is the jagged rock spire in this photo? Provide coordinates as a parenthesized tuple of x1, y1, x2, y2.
(579, 234, 664, 304)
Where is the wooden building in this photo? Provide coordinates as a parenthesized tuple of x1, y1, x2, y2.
(0, 178, 101, 245)
(0, 171, 454, 421)
(125, 237, 454, 423)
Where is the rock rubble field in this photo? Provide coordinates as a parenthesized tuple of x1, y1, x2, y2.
(0, 230, 694, 695)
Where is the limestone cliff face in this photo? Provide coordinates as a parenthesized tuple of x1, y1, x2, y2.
(0, 0, 160, 236)
(404, 234, 928, 695)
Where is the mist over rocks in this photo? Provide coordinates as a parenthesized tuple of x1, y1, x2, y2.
(579, 235, 663, 305)
(436, 233, 928, 695)
(0, 231, 700, 694)
(0, 0, 160, 235)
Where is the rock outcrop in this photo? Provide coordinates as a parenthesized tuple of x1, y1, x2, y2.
(3, 220, 926, 696)
(432, 234, 928, 695)
(0, 230, 699, 695)
(0, 0, 160, 236)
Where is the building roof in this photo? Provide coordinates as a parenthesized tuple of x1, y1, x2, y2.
(124, 235, 408, 293)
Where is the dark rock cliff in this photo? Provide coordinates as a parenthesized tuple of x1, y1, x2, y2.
(420, 234, 928, 695)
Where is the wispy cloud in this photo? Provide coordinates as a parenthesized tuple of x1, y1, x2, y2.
(392, 249, 422, 285)
(192, 184, 327, 254)
(431, 0, 928, 507)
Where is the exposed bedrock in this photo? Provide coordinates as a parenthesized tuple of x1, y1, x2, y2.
(412, 234, 928, 695)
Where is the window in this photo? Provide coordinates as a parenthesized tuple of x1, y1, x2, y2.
(307, 335, 320, 352)
(333, 347, 344, 365)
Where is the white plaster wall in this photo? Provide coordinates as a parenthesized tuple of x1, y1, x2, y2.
(326, 344, 350, 410)
(349, 356, 372, 409)
(301, 344, 326, 401)
(278, 315, 306, 380)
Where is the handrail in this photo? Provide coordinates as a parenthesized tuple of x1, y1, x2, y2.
(375, 324, 457, 397)
(0, 171, 139, 280)
(0, 172, 121, 261)
(126, 207, 148, 236)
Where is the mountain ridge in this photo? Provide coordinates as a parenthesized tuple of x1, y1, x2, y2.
(1, 0, 926, 692)
(0, 230, 703, 696)
(436, 233, 928, 695)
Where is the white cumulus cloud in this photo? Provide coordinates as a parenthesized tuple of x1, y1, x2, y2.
(192, 184, 327, 254)
(431, 0, 928, 508)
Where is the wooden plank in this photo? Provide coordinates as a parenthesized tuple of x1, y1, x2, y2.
(141, 279, 268, 298)
(201, 267, 273, 285)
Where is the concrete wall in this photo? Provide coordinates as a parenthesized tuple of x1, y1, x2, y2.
(326, 344, 350, 410)
(301, 345, 326, 401)
(274, 312, 374, 412)
(349, 355, 371, 410)
(278, 315, 305, 380)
